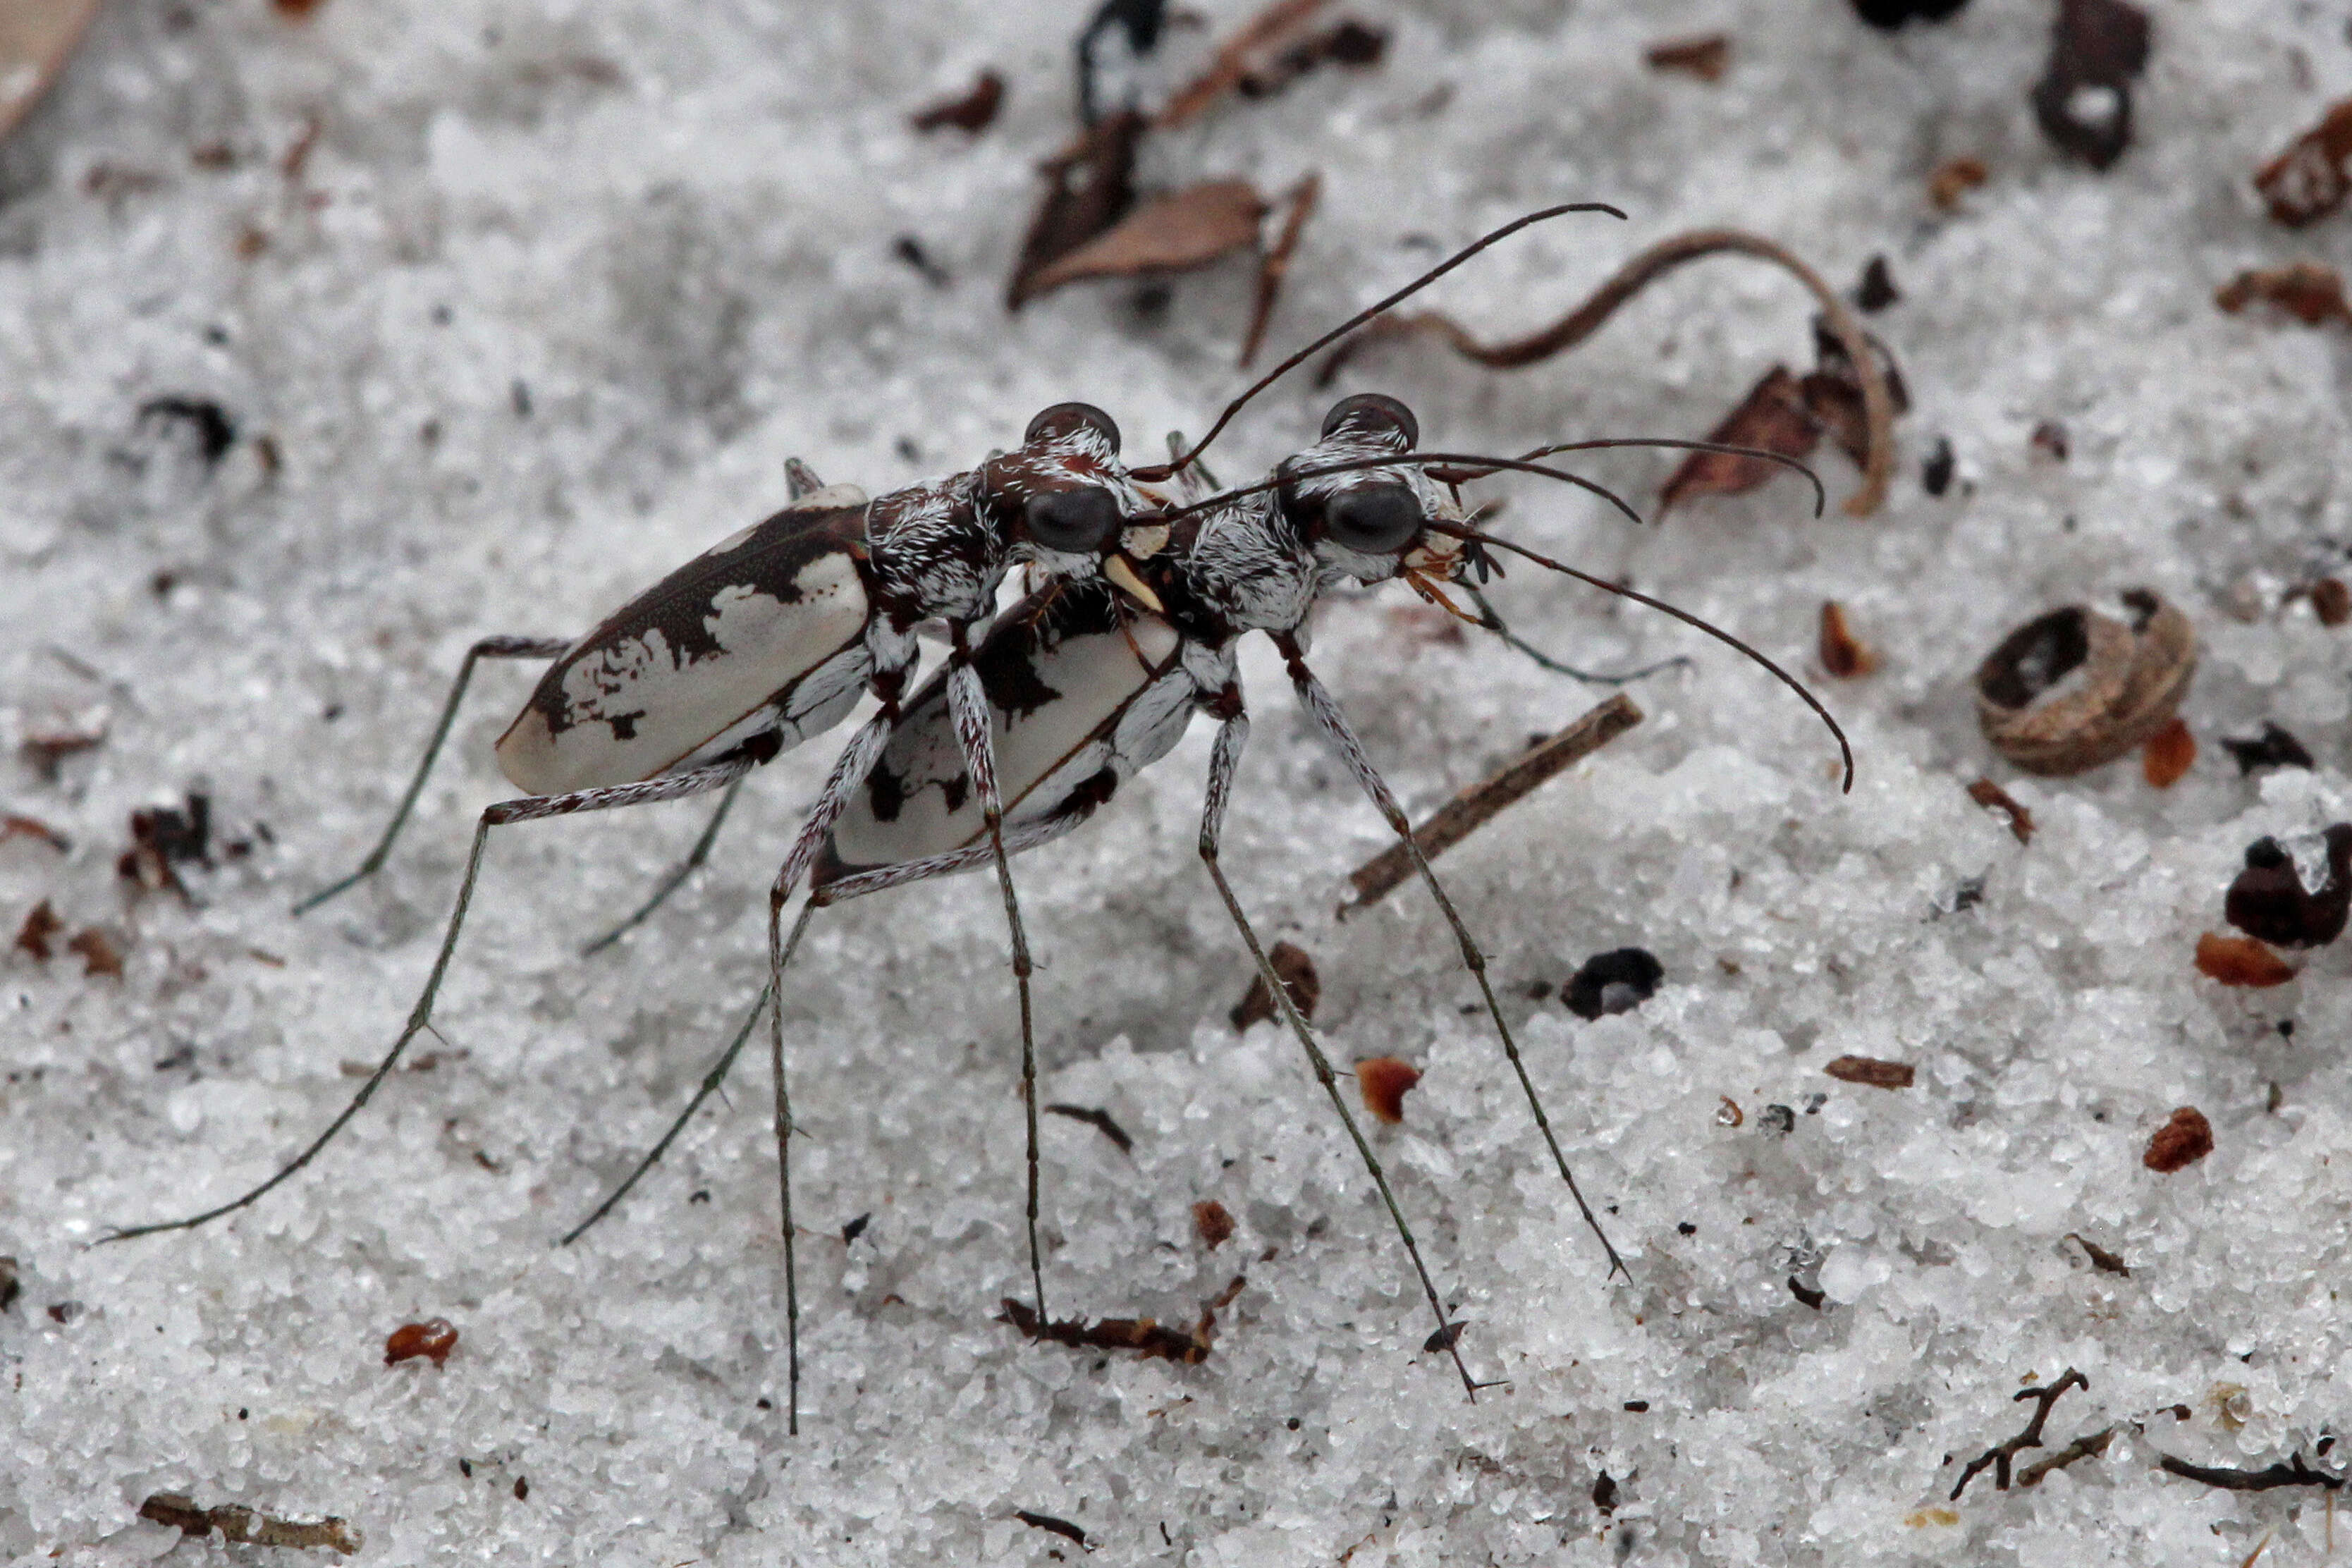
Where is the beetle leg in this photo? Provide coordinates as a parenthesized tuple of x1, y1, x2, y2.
(293, 635, 572, 916)
(945, 622, 1051, 1331)
(103, 745, 762, 1247)
(1273, 636, 1627, 1281)
(1192, 684, 1486, 1399)
(577, 774, 748, 957)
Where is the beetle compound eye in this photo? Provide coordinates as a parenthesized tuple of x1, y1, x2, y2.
(1024, 401, 1122, 454)
(1319, 393, 1418, 449)
(1321, 483, 1423, 553)
(1025, 486, 1123, 553)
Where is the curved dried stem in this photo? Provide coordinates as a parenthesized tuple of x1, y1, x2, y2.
(1316, 227, 1896, 517)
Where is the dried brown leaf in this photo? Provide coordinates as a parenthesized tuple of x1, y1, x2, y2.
(1019, 178, 1266, 298)
(2215, 261, 2352, 327)
(2143, 1106, 2213, 1172)
(2224, 826, 2352, 950)
(1818, 601, 1878, 678)
(2142, 716, 2195, 788)
(1356, 1057, 1421, 1125)
(1007, 110, 1145, 310)
(2255, 97, 2352, 226)
(0, 0, 102, 142)
(2193, 931, 2296, 988)
(1646, 34, 1729, 82)
(911, 68, 1004, 134)
(1231, 939, 1320, 1030)
(2066, 1232, 2131, 1275)
(1658, 366, 1820, 513)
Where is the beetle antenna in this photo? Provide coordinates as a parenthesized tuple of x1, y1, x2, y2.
(1135, 202, 1627, 482)
(1428, 520, 1854, 792)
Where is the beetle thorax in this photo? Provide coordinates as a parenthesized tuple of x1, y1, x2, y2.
(864, 472, 1008, 627)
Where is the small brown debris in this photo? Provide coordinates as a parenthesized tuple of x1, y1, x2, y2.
(1951, 1368, 2089, 1498)
(2215, 262, 2351, 327)
(1645, 34, 1729, 82)
(1788, 1277, 1826, 1309)
(2224, 826, 2352, 950)
(1015, 1511, 1090, 1550)
(1001, 1275, 1244, 1364)
(1966, 778, 2036, 845)
(2031, 0, 2150, 170)
(2310, 577, 2350, 626)
(1192, 1199, 1235, 1250)
(118, 792, 212, 900)
(1239, 173, 1320, 368)
(1716, 1096, 1745, 1128)
(1856, 254, 1900, 312)
(2143, 1107, 2214, 1172)
(1974, 591, 2196, 776)
(1823, 1055, 1914, 1089)
(13, 900, 62, 962)
(2029, 419, 2069, 461)
(1, 814, 70, 851)
(513, 1477, 528, 1502)
(2066, 1232, 2130, 1275)
(271, 0, 327, 16)
(1818, 601, 1878, 678)
(139, 1494, 359, 1556)
(2220, 722, 2314, 775)
(2195, 931, 2296, 988)
(910, 68, 1005, 134)
(1231, 941, 1321, 1029)
(1343, 693, 1643, 911)
(1928, 154, 1988, 209)
(1043, 1103, 1134, 1154)
(1564, 948, 1663, 1021)
(66, 928, 123, 979)
(2142, 716, 2195, 788)
(1007, 110, 1145, 310)
(1591, 1469, 1620, 1513)
(1017, 179, 1266, 300)
(2255, 98, 2352, 227)
(384, 1317, 459, 1368)
(1355, 1057, 1421, 1125)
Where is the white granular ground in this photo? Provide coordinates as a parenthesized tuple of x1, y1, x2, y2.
(4, 1, 2351, 1562)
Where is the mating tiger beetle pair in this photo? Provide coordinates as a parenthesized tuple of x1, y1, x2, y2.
(104, 204, 1846, 1434)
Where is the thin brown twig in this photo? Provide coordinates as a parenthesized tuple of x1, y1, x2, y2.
(1340, 692, 1643, 914)
(2158, 1451, 2347, 1493)
(1951, 1368, 2088, 1500)
(2016, 1426, 2115, 1486)
(1240, 172, 1321, 368)
(1317, 227, 1896, 517)
(1157, 0, 1331, 129)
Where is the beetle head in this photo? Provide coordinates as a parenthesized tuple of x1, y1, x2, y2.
(981, 402, 1167, 610)
(1278, 394, 1463, 589)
